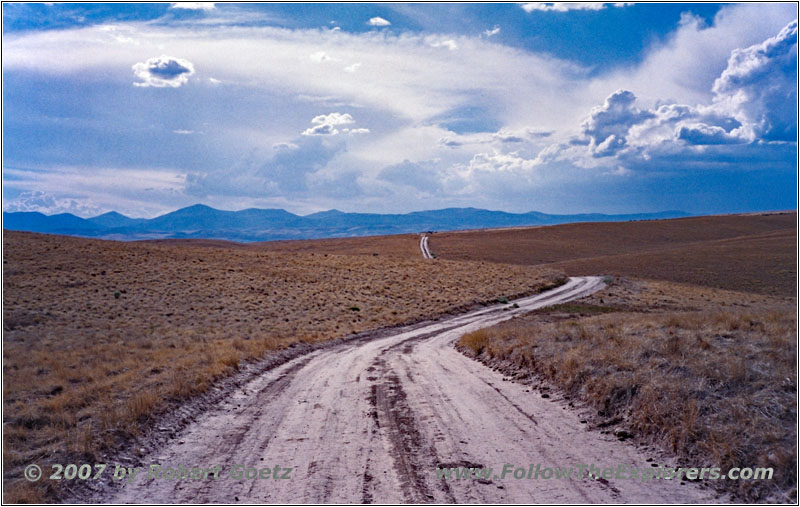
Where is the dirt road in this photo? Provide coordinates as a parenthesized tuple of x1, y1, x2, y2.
(107, 277, 722, 503)
(420, 234, 433, 259)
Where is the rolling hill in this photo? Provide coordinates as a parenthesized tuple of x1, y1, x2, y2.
(2, 205, 691, 242)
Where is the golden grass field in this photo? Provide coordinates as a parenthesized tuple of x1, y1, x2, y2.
(459, 278, 796, 502)
(429, 212, 796, 296)
(2, 230, 563, 502)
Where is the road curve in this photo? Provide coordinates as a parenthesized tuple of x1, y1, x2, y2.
(107, 277, 721, 503)
(420, 234, 434, 259)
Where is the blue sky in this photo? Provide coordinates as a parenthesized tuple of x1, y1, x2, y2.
(2, 2, 797, 218)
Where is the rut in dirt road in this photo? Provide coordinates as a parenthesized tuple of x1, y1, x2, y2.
(104, 277, 725, 504)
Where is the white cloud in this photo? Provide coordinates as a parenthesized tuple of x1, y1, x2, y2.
(675, 123, 745, 145)
(484, 26, 501, 38)
(132, 55, 195, 87)
(712, 19, 797, 141)
(591, 4, 798, 107)
(302, 112, 357, 136)
(521, 3, 627, 13)
(172, 129, 195, 135)
(466, 150, 539, 173)
(346, 128, 370, 134)
(579, 89, 654, 156)
(3, 167, 188, 217)
(430, 39, 458, 51)
(302, 123, 338, 136)
(367, 16, 391, 27)
(170, 3, 215, 10)
(343, 62, 362, 73)
(4, 190, 104, 216)
(311, 112, 355, 126)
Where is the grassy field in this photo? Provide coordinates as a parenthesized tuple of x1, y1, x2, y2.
(458, 279, 796, 502)
(252, 233, 425, 259)
(2, 230, 563, 502)
(430, 212, 796, 296)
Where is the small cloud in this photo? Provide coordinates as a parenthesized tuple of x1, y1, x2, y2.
(273, 142, 299, 150)
(311, 112, 354, 126)
(347, 128, 370, 135)
(344, 62, 362, 73)
(172, 129, 194, 135)
(170, 2, 215, 10)
(132, 55, 195, 88)
(331, 26, 341, 32)
(208, 77, 221, 84)
(431, 39, 458, 51)
(367, 16, 391, 27)
(521, 2, 629, 12)
(484, 25, 501, 37)
(302, 112, 356, 136)
(302, 124, 338, 136)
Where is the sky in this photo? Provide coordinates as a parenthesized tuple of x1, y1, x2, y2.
(2, 2, 797, 218)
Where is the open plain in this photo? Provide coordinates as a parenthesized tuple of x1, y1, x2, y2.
(2, 211, 796, 503)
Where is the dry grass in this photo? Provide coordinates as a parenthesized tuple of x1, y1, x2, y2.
(458, 279, 797, 502)
(2, 230, 563, 502)
(251, 233, 424, 259)
(431, 212, 796, 296)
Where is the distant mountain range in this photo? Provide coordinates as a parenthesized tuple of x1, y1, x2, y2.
(2, 204, 692, 242)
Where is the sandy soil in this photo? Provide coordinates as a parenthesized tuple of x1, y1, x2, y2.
(96, 278, 724, 503)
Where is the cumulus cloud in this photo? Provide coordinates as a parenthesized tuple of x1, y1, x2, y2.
(170, 2, 215, 10)
(580, 90, 654, 156)
(343, 62, 361, 73)
(302, 112, 357, 136)
(132, 55, 195, 87)
(676, 123, 745, 145)
(521, 3, 629, 13)
(565, 21, 796, 172)
(367, 16, 391, 27)
(4, 190, 103, 216)
(467, 150, 539, 173)
(712, 19, 797, 141)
